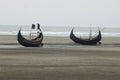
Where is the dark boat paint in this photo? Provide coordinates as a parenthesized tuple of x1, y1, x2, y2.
(70, 28, 102, 45)
(17, 29, 43, 47)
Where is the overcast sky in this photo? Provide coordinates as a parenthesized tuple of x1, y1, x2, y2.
(0, 0, 120, 27)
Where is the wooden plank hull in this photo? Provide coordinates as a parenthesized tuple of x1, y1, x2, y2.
(70, 28, 102, 45)
(17, 29, 43, 47)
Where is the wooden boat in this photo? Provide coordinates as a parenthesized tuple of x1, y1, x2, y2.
(17, 28, 43, 47)
(70, 28, 102, 45)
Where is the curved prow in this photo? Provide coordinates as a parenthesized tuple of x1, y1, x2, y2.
(70, 28, 74, 38)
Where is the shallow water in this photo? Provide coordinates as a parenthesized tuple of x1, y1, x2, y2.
(0, 44, 120, 49)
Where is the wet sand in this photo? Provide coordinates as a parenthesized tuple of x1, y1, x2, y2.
(0, 35, 120, 80)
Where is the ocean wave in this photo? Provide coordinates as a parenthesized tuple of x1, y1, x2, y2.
(0, 31, 120, 37)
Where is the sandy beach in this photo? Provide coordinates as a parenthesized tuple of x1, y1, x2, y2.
(0, 35, 120, 80)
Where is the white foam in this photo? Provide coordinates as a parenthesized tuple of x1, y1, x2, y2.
(0, 31, 120, 37)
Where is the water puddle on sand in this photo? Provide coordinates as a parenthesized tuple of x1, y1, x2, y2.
(0, 45, 21, 48)
(0, 44, 120, 49)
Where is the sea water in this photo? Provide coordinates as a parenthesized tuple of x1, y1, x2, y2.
(0, 25, 120, 37)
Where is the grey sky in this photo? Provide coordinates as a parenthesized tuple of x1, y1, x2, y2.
(0, 0, 120, 27)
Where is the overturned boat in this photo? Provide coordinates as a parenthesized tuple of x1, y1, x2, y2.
(17, 28, 43, 47)
(70, 28, 102, 45)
